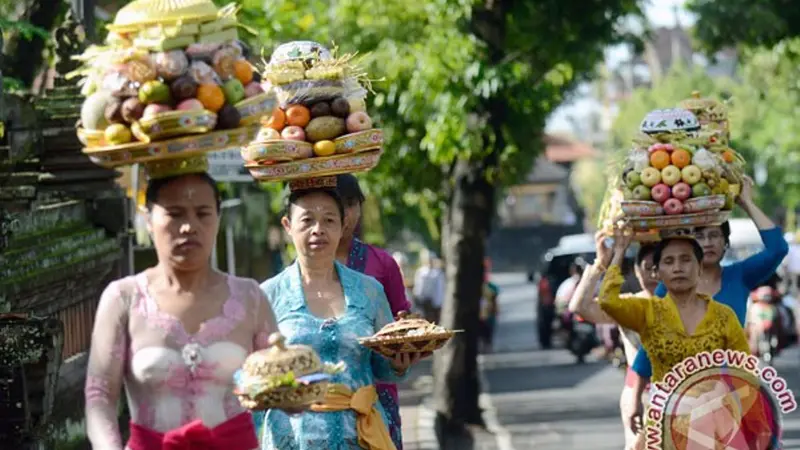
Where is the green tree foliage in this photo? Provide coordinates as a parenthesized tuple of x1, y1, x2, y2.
(231, 0, 644, 442)
(687, 0, 800, 53)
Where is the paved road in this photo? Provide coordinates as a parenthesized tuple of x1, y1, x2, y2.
(402, 272, 800, 449)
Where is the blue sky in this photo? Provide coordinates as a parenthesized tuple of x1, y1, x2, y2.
(546, 0, 695, 133)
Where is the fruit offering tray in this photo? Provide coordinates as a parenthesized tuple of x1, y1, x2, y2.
(245, 149, 382, 182)
(72, 0, 274, 152)
(359, 312, 458, 359)
(83, 124, 257, 168)
(625, 209, 731, 233)
(242, 129, 383, 163)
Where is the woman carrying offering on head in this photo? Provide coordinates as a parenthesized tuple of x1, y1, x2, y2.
(258, 179, 422, 450)
(577, 225, 749, 382)
(334, 173, 411, 449)
(85, 162, 279, 450)
(626, 176, 787, 429)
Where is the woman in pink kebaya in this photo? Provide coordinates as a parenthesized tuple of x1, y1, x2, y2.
(84, 171, 281, 449)
(335, 174, 413, 449)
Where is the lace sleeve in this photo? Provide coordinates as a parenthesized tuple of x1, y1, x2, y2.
(251, 280, 279, 350)
(368, 281, 407, 383)
(85, 281, 129, 449)
(598, 265, 652, 333)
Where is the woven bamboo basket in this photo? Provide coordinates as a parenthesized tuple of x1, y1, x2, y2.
(131, 110, 217, 143)
(359, 330, 456, 359)
(236, 380, 329, 411)
(682, 195, 725, 214)
(245, 149, 382, 181)
(241, 140, 313, 163)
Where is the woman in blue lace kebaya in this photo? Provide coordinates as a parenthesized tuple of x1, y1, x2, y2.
(257, 181, 421, 450)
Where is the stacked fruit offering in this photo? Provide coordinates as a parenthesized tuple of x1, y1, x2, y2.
(253, 97, 373, 158)
(621, 142, 731, 215)
(74, 0, 269, 147)
(243, 41, 381, 166)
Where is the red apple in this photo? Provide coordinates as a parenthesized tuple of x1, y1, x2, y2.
(650, 183, 671, 204)
(345, 111, 373, 133)
(176, 99, 204, 111)
(672, 182, 692, 201)
(663, 198, 684, 215)
(142, 103, 172, 119)
(281, 125, 306, 141)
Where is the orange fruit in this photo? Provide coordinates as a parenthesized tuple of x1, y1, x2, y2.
(233, 59, 254, 85)
(285, 105, 311, 127)
(671, 149, 691, 168)
(196, 84, 225, 112)
(650, 150, 671, 170)
(263, 107, 287, 131)
(722, 150, 734, 163)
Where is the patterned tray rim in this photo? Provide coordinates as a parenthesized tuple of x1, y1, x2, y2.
(625, 209, 731, 230)
(358, 330, 458, 346)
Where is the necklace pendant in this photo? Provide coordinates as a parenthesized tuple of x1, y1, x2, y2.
(182, 343, 202, 375)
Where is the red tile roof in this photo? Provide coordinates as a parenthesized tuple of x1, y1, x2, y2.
(543, 134, 598, 163)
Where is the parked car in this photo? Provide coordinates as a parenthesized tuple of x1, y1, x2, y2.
(533, 233, 638, 349)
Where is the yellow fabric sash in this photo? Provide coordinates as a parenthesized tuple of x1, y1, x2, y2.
(309, 384, 397, 450)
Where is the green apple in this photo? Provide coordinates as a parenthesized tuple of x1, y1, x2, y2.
(626, 171, 642, 187)
(222, 79, 246, 104)
(632, 185, 651, 201)
(138, 80, 172, 105)
(681, 165, 702, 185)
(640, 167, 661, 187)
(623, 188, 634, 200)
(692, 182, 711, 198)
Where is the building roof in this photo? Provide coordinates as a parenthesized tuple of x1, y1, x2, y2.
(524, 157, 569, 184)
(543, 134, 598, 163)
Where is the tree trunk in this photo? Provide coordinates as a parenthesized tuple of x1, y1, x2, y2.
(433, 157, 497, 449)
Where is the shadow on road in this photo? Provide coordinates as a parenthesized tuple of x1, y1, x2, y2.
(483, 361, 608, 394)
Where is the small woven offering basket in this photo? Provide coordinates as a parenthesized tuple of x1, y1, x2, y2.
(234, 333, 339, 411)
(359, 311, 458, 359)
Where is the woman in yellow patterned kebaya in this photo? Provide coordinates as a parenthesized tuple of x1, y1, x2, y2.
(593, 228, 749, 382)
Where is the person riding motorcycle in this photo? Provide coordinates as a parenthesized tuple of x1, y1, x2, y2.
(747, 273, 797, 356)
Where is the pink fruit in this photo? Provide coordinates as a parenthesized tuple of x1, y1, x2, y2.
(663, 144, 674, 152)
(142, 103, 172, 118)
(176, 98, 204, 111)
(663, 198, 684, 215)
(672, 182, 692, 201)
(281, 125, 306, 141)
(244, 82, 264, 98)
(345, 111, 373, 133)
(650, 183, 671, 204)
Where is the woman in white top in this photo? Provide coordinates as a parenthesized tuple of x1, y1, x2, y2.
(84, 171, 280, 449)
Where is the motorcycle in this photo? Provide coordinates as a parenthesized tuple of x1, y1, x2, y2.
(566, 312, 597, 364)
(747, 286, 794, 365)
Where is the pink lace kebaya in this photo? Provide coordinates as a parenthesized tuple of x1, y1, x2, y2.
(84, 274, 277, 449)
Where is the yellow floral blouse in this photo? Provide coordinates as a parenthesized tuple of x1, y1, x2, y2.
(598, 265, 749, 381)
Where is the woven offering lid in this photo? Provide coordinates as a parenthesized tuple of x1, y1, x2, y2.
(270, 40, 333, 64)
(639, 108, 700, 134)
(109, 0, 221, 30)
(376, 311, 436, 336)
(241, 333, 323, 379)
(678, 91, 728, 120)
